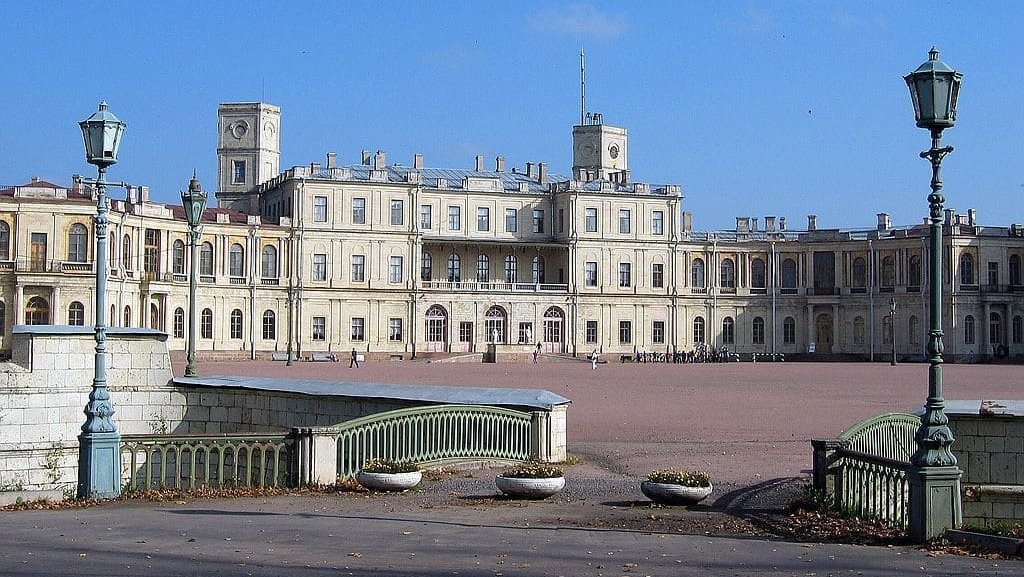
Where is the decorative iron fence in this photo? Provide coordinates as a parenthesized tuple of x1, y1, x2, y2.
(335, 404, 535, 478)
(120, 433, 293, 491)
(812, 412, 919, 528)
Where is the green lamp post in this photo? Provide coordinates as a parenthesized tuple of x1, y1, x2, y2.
(889, 297, 898, 366)
(181, 173, 208, 377)
(77, 101, 126, 499)
(904, 47, 963, 542)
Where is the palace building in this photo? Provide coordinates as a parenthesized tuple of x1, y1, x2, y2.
(2, 101, 1022, 362)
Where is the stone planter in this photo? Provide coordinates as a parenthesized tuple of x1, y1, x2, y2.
(355, 470, 422, 492)
(640, 481, 712, 505)
(495, 475, 565, 499)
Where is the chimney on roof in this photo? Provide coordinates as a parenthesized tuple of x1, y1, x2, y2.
(361, 150, 371, 165)
(538, 162, 548, 183)
(807, 214, 817, 231)
(751, 217, 759, 232)
(944, 208, 954, 225)
(877, 212, 891, 230)
(475, 155, 484, 172)
(968, 208, 977, 226)
(326, 152, 337, 169)
(495, 156, 505, 172)
(765, 216, 776, 232)
(373, 150, 386, 170)
(31, 176, 39, 183)
(736, 217, 750, 234)
(139, 185, 150, 202)
(413, 153, 423, 169)
(311, 162, 321, 173)
(526, 162, 535, 178)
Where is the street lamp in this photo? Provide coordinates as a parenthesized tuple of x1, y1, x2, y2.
(77, 101, 126, 499)
(180, 172, 208, 377)
(904, 47, 963, 542)
(889, 297, 898, 366)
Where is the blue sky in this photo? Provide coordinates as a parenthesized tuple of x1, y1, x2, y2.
(0, 1, 1020, 230)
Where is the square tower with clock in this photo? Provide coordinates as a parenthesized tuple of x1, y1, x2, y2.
(572, 112, 628, 182)
(216, 102, 281, 210)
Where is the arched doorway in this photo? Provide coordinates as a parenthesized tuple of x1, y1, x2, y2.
(25, 296, 50, 325)
(485, 305, 507, 344)
(424, 305, 448, 353)
(815, 313, 834, 353)
(542, 306, 564, 353)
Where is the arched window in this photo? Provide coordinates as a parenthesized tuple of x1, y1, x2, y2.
(261, 245, 278, 278)
(783, 316, 796, 344)
(420, 251, 432, 281)
(881, 256, 895, 287)
(1011, 255, 1022, 287)
(751, 258, 766, 289)
(720, 258, 735, 288)
(1013, 315, 1023, 345)
(110, 304, 115, 327)
(123, 305, 131, 327)
(504, 254, 517, 283)
(229, 243, 245, 277)
(852, 257, 867, 288)
(230, 309, 243, 339)
(68, 223, 88, 262)
(781, 259, 797, 288)
(532, 256, 545, 284)
(150, 303, 159, 330)
(476, 254, 489, 282)
(722, 316, 735, 344)
(447, 253, 461, 282)
(121, 234, 132, 269)
(485, 305, 507, 343)
(691, 258, 705, 287)
(0, 221, 9, 260)
(25, 296, 49, 325)
(960, 253, 975, 285)
(68, 301, 85, 326)
(692, 316, 705, 344)
(172, 239, 186, 275)
(173, 307, 185, 338)
(262, 310, 276, 340)
(853, 316, 865, 345)
(908, 255, 922, 288)
(909, 315, 920, 345)
(201, 308, 213, 339)
(990, 312, 1003, 346)
(964, 314, 976, 345)
(752, 316, 765, 344)
(200, 242, 214, 276)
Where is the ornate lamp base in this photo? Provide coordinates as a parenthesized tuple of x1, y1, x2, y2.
(908, 465, 962, 542)
(78, 431, 122, 499)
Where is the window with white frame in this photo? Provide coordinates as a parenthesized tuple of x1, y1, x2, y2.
(262, 310, 276, 340)
(504, 254, 517, 283)
(585, 208, 597, 232)
(619, 320, 632, 344)
(652, 211, 664, 235)
(351, 317, 365, 341)
(477, 207, 489, 231)
(312, 316, 326, 341)
(652, 263, 664, 288)
(389, 318, 403, 341)
(313, 196, 328, 222)
(230, 309, 243, 339)
(389, 255, 403, 283)
(448, 205, 461, 230)
(505, 208, 517, 232)
(618, 262, 631, 287)
(312, 253, 327, 281)
(420, 204, 432, 229)
(232, 160, 246, 184)
(585, 261, 597, 287)
(352, 197, 366, 224)
(585, 320, 598, 343)
(351, 254, 365, 282)
(532, 209, 544, 233)
(618, 209, 631, 234)
(390, 199, 404, 226)
(477, 254, 489, 282)
(653, 320, 665, 344)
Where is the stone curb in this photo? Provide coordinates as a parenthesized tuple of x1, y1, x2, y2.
(946, 529, 1024, 556)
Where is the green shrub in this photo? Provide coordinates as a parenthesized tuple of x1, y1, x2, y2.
(647, 469, 711, 487)
(501, 460, 564, 479)
(360, 458, 420, 474)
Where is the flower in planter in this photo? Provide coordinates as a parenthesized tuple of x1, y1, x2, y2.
(356, 459, 422, 492)
(359, 458, 420, 474)
(500, 460, 564, 479)
(646, 469, 711, 487)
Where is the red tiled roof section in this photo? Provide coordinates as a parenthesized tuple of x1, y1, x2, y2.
(0, 179, 91, 199)
(164, 204, 257, 225)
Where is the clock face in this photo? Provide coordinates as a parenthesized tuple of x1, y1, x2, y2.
(230, 121, 249, 139)
(608, 143, 620, 159)
(263, 121, 276, 139)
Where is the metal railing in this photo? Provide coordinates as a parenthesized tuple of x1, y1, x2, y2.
(812, 412, 919, 529)
(120, 433, 293, 491)
(421, 280, 568, 293)
(335, 404, 534, 477)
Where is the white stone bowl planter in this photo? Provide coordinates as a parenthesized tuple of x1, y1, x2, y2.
(355, 470, 422, 492)
(640, 481, 713, 505)
(495, 475, 565, 499)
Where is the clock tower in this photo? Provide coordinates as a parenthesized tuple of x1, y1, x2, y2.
(572, 112, 628, 182)
(216, 102, 281, 211)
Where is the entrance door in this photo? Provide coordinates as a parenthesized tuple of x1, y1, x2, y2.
(30, 233, 47, 272)
(424, 305, 448, 352)
(815, 313, 834, 353)
(542, 306, 564, 353)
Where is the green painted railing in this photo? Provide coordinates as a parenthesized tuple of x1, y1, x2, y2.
(813, 413, 918, 529)
(335, 404, 534, 477)
(121, 433, 293, 491)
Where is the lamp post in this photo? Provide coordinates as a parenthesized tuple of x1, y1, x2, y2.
(77, 101, 126, 499)
(904, 47, 963, 542)
(889, 297, 898, 366)
(180, 173, 208, 377)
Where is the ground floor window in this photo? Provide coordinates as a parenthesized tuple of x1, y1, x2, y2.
(619, 320, 632, 344)
(585, 320, 597, 344)
(518, 322, 533, 344)
(312, 316, 326, 341)
(692, 316, 705, 344)
(783, 316, 796, 344)
(1014, 315, 1023, 344)
(722, 317, 735, 345)
(459, 321, 473, 343)
(652, 320, 665, 344)
(230, 309, 243, 339)
(389, 318, 403, 341)
(351, 317, 365, 341)
(752, 316, 765, 345)
(200, 308, 213, 339)
(174, 307, 185, 338)
(262, 310, 276, 340)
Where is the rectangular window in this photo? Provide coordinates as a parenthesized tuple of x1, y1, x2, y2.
(420, 204, 432, 229)
(263, 312, 276, 340)
(619, 209, 631, 234)
(477, 207, 490, 231)
(619, 262, 631, 287)
(653, 320, 665, 344)
(448, 205, 461, 230)
(652, 263, 664, 288)
(518, 322, 533, 344)
(144, 229, 160, 275)
(585, 320, 598, 344)
(389, 255, 403, 283)
(389, 318, 403, 341)
(230, 312, 243, 339)
(532, 209, 544, 233)
(585, 208, 598, 232)
(988, 262, 999, 286)
(390, 199, 404, 226)
(313, 196, 328, 222)
(351, 317, 365, 341)
(783, 321, 796, 344)
(312, 253, 327, 281)
(312, 316, 326, 341)
(505, 208, 517, 232)
(232, 160, 246, 184)
(619, 320, 632, 344)
(352, 197, 366, 224)
(585, 261, 598, 287)
(351, 254, 365, 282)
(652, 211, 664, 235)
(558, 208, 565, 234)
(459, 321, 473, 343)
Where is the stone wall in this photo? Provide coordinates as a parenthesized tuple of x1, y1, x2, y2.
(949, 402, 1024, 527)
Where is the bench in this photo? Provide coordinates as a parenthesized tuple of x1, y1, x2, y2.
(620, 355, 634, 363)
(389, 354, 404, 361)
(310, 352, 338, 362)
(271, 352, 297, 361)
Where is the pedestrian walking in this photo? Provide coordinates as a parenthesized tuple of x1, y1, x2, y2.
(349, 348, 359, 368)
(533, 342, 541, 364)
(590, 349, 598, 370)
